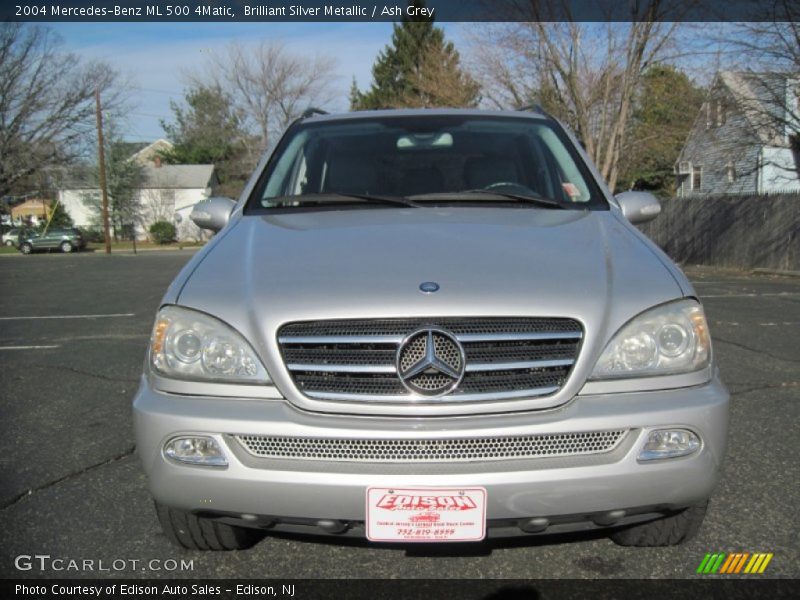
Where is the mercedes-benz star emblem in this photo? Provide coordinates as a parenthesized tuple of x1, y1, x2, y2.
(419, 281, 440, 293)
(396, 328, 465, 397)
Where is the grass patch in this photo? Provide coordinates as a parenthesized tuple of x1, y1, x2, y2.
(86, 241, 205, 252)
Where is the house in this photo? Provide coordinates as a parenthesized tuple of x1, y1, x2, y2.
(10, 199, 51, 225)
(57, 140, 218, 241)
(675, 71, 800, 196)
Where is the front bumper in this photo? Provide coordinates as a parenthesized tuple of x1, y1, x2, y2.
(133, 376, 729, 536)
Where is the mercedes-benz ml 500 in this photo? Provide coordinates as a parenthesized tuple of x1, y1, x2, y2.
(133, 109, 729, 550)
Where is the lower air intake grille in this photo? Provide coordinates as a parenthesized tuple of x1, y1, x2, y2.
(234, 430, 627, 463)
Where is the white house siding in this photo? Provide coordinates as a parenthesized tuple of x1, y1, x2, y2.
(57, 189, 97, 230)
(57, 186, 212, 242)
(760, 147, 800, 193)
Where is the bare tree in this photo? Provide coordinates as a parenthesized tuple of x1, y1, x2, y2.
(0, 23, 126, 197)
(469, 2, 682, 191)
(189, 42, 337, 153)
(714, 2, 799, 178)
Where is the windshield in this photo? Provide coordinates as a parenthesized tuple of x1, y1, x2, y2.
(247, 115, 606, 210)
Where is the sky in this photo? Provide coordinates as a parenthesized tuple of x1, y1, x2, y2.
(47, 22, 466, 142)
(44, 20, 742, 145)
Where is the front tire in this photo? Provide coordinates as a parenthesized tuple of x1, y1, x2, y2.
(4, 239, 12, 247)
(609, 501, 708, 547)
(60, 241, 73, 253)
(19, 242, 32, 255)
(155, 502, 266, 550)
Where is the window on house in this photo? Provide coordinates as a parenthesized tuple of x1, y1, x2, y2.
(705, 103, 712, 129)
(692, 166, 703, 191)
(726, 162, 736, 183)
(716, 100, 726, 126)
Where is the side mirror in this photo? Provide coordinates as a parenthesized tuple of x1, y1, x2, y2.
(190, 197, 236, 232)
(615, 191, 661, 225)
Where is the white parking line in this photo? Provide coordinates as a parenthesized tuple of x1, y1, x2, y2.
(0, 313, 135, 321)
(0, 345, 60, 350)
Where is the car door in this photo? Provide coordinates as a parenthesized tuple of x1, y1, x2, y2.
(33, 229, 57, 249)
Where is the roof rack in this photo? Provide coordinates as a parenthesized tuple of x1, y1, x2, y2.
(301, 107, 329, 119)
(516, 103, 549, 116)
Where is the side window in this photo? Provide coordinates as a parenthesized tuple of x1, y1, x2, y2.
(262, 131, 310, 200)
(536, 127, 591, 202)
(287, 152, 308, 195)
(691, 166, 703, 191)
(726, 162, 736, 183)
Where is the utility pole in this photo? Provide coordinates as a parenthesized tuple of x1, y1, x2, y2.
(95, 87, 111, 254)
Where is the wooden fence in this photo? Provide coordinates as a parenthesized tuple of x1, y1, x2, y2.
(637, 193, 800, 272)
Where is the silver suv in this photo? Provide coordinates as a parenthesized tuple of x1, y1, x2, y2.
(133, 109, 728, 550)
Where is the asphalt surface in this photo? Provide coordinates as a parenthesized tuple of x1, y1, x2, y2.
(0, 251, 798, 580)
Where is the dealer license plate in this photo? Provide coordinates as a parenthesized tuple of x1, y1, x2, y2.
(366, 487, 487, 542)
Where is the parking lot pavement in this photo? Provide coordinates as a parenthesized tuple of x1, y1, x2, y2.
(0, 253, 797, 579)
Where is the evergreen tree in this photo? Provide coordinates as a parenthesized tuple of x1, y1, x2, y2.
(46, 201, 73, 229)
(159, 83, 252, 196)
(81, 121, 144, 240)
(348, 77, 361, 110)
(106, 135, 144, 240)
(352, 1, 479, 109)
(616, 65, 705, 195)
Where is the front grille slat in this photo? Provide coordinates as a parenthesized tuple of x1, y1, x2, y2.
(286, 363, 397, 374)
(279, 318, 582, 404)
(235, 430, 627, 463)
(457, 331, 583, 342)
(279, 331, 583, 345)
(465, 358, 574, 372)
(278, 335, 404, 344)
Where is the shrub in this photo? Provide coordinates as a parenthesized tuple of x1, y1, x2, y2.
(83, 228, 105, 243)
(149, 221, 176, 244)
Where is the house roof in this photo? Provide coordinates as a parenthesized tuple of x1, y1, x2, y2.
(718, 71, 795, 146)
(114, 141, 150, 157)
(56, 163, 216, 191)
(141, 164, 216, 189)
(130, 139, 174, 166)
(11, 199, 51, 216)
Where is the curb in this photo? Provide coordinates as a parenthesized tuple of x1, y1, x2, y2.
(751, 268, 800, 278)
(0, 247, 201, 257)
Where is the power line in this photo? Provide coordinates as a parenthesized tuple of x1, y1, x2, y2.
(128, 111, 172, 119)
(136, 87, 182, 95)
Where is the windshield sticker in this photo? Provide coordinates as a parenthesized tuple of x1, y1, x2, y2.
(562, 182, 581, 199)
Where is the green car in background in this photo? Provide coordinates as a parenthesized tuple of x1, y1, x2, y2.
(18, 228, 86, 254)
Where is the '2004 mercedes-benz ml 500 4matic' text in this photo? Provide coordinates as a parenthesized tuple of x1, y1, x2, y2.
(134, 109, 729, 550)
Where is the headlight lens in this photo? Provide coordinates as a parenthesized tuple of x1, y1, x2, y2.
(590, 299, 710, 379)
(149, 305, 271, 383)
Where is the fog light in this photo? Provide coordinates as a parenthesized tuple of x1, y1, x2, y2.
(638, 429, 700, 461)
(164, 436, 228, 467)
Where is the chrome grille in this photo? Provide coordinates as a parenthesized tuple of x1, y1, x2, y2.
(278, 317, 582, 403)
(235, 430, 626, 463)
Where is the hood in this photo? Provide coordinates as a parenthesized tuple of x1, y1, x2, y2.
(177, 207, 683, 408)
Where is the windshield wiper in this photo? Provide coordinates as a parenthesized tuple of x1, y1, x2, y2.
(409, 190, 564, 208)
(269, 193, 419, 208)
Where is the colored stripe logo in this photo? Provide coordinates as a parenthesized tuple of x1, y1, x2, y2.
(696, 552, 773, 574)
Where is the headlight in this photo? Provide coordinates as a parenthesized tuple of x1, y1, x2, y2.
(149, 305, 271, 383)
(590, 299, 710, 379)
